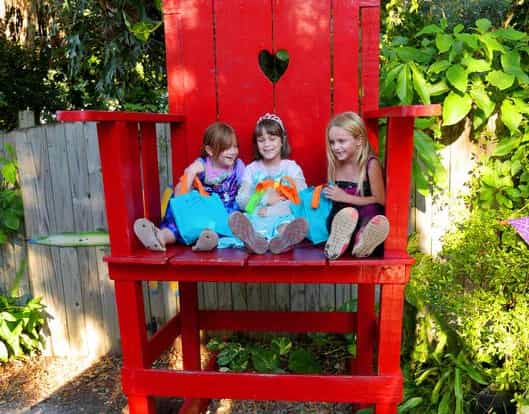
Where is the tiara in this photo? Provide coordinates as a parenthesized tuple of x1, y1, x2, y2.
(256, 113, 285, 133)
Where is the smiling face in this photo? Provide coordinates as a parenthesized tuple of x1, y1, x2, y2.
(328, 126, 362, 163)
(256, 131, 282, 164)
(212, 143, 239, 169)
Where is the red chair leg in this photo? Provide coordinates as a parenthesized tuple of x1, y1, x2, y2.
(375, 403, 398, 414)
(179, 282, 201, 370)
(355, 284, 375, 374)
(128, 395, 157, 414)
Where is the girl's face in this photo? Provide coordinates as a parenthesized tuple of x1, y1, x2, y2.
(211, 143, 239, 169)
(256, 131, 282, 163)
(328, 126, 362, 162)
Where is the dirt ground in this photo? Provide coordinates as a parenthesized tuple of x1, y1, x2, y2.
(0, 346, 353, 414)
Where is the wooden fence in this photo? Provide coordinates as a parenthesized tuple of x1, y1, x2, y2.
(0, 120, 481, 357)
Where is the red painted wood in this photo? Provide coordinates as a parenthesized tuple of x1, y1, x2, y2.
(178, 357, 216, 414)
(360, 6, 380, 114)
(179, 282, 201, 370)
(122, 368, 403, 403)
(333, 0, 360, 113)
(127, 395, 156, 414)
(354, 285, 376, 376)
(108, 262, 411, 284)
(164, 0, 217, 175)
(215, 0, 273, 161)
(377, 284, 406, 375)
(146, 314, 181, 365)
(375, 403, 398, 414)
(97, 122, 143, 255)
(275, 0, 331, 185)
(169, 245, 248, 267)
(140, 123, 162, 223)
(246, 245, 327, 267)
(104, 249, 173, 265)
(364, 104, 442, 118)
(199, 310, 356, 333)
(384, 117, 415, 251)
(56, 110, 184, 123)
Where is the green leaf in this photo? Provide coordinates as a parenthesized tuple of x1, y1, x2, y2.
(442, 92, 472, 126)
(428, 80, 450, 96)
(480, 33, 506, 55)
(1, 163, 17, 184)
(397, 64, 413, 105)
(475, 18, 492, 33)
(416, 24, 444, 36)
(410, 63, 430, 104)
(396, 47, 433, 64)
(438, 391, 451, 414)
(429, 60, 451, 74)
(446, 64, 468, 92)
(492, 136, 521, 157)
(495, 27, 527, 41)
(271, 337, 292, 356)
(486, 70, 515, 90)
(0, 339, 8, 362)
(461, 56, 490, 73)
(381, 64, 404, 97)
(123, 12, 162, 43)
(455, 33, 478, 50)
(154, 0, 162, 12)
(251, 348, 280, 373)
(276, 49, 289, 62)
(288, 348, 321, 374)
(501, 51, 529, 84)
(416, 367, 439, 385)
(469, 83, 495, 118)
(0, 312, 17, 322)
(2, 211, 20, 231)
(500, 99, 522, 133)
(398, 397, 424, 413)
(436, 34, 453, 53)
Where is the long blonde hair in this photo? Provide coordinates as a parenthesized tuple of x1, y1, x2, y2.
(326, 112, 373, 195)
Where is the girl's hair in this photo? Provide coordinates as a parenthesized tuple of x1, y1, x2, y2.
(252, 113, 291, 160)
(326, 111, 373, 195)
(200, 122, 237, 158)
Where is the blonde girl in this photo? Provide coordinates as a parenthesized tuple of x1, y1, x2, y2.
(323, 111, 389, 259)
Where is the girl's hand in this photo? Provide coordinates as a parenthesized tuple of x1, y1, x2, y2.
(323, 185, 349, 203)
(258, 207, 268, 217)
(267, 191, 287, 205)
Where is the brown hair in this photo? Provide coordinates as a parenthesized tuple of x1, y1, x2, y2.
(252, 118, 291, 160)
(200, 122, 237, 158)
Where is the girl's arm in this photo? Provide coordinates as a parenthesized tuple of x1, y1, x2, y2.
(174, 158, 205, 194)
(235, 165, 254, 210)
(262, 161, 307, 216)
(323, 159, 385, 206)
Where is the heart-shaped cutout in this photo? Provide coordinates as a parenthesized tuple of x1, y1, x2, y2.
(258, 49, 289, 83)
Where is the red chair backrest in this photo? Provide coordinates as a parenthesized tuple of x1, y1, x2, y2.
(162, 0, 380, 185)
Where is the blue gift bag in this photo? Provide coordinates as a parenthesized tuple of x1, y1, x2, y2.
(291, 185, 332, 244)
(169, 176, 233, 245)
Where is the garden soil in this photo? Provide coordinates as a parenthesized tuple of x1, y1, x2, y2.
(0, 344, 353, 414)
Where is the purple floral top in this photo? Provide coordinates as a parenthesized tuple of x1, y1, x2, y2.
(197, 157, 245, 213)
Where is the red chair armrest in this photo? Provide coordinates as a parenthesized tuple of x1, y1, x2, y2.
(364, 104, 441, 119)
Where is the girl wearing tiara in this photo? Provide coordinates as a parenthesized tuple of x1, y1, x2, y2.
(229, 113, 308, 254)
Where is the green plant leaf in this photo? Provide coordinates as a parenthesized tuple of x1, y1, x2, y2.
(381, 64, 403, 97)
(469, 83, 495, 118)
(416, 24, 444, 36)
(495, 27, 527, 41)
(397, 64, 413, 104)
(438, 391, 451, 414)
(486, 70, 515, 90)
(436, 34, 453, 53)
(446, 64, 468, 92)
(428, 80, 450, 96)
(455, 33, 479, 50)
(410, 63, 430, 104)
(398, 397, 423, 413)
(475, 18, 492, 33)
(442, 92, 472, 126)
(429, 60, 451, 74)
(251, 348, 280, 373)
(396, 47, 433, 64)
(0, 339, 8, 362)
(493, 136, 521, 157)
(288, 348, 321, 374)
(271, 337, 292, 356)
(500, 99, 523, 133)
(501, 51, 529, 84)
(461, 56, 491, 73)
(1, 163, 17, 184)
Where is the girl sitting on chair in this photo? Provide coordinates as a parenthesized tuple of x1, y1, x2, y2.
(134, 122, 245, 252)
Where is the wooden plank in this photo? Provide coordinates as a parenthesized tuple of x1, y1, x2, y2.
(46, 123, 86, 357)
(320, 283, 335, 311)
(275, 283, 290, 311)
(85, 122, 120, 351)
(305, 284, 320, 311)
(15, 127, 70, 355)
(335, 284, 351, 309)
(65, 122, 108, 358)
(333, 0, 360, 113)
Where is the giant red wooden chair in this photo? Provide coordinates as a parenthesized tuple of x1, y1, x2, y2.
(58, 1, 440, 413)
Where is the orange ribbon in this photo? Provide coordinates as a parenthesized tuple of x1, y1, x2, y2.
(179, 173, 209, 196)
(255, 176, 300, 204)
(311, 185, 324, 209)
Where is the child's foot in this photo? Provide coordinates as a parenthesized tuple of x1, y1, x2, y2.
(133, 218, 166, 251)
(351, 215, 389, 257)
(324, 208, 358, 259)
(228, 212, 268, 254)
(192, 229, 219, 251)
(269, 219, 308, 254)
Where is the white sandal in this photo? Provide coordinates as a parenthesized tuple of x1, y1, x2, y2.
(133, 218, 166, 251)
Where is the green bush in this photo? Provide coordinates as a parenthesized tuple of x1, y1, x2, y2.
(0, 143, 24, 245)
(403, 209, 529, 410)
(0, 263, 46, 362)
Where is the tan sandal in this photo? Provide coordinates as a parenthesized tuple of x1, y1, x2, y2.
(351, 215, 389, 257)
(133, 218, 166, 251)
(269, 218, 308, 254)
(228, 212, 268, 254)
(324, 208, 358, 259)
